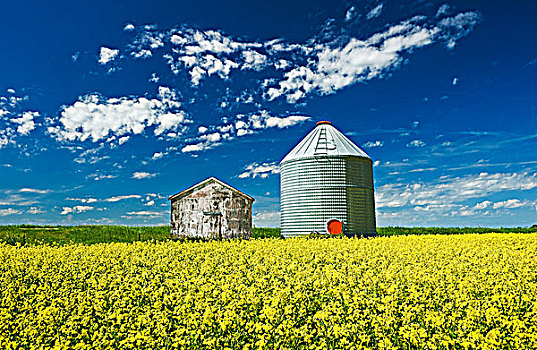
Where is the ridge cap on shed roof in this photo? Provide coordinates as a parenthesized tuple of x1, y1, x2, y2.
(168, 176, 255, 202)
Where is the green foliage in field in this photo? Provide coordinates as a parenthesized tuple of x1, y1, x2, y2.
(0, 225, 170, 245)
(252, 227, 283, 239)
(377, 226, 537, 236)
(1, 225, 536, 245)
(0, 225, 282, 245)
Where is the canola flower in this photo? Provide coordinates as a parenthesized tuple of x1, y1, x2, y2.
(0, 234, 536, 349)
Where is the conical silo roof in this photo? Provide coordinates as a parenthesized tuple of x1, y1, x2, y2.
(280, 121, 370, 164)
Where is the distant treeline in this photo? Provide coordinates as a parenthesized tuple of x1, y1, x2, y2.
(0, 225, 536, 245)
(0, 225, 282, 245)
(377, 226, 537, 236)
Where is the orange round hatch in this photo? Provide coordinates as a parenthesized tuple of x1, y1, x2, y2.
(327, 219, 343, 235)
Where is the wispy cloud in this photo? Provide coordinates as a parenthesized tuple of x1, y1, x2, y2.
(265, 13, 480, 102)
(435, 4, 450, 18)
(344, 6, 357, 22)
(66, 197, 98, 203)
(376, 171, 537, 209)
(132, 172, 157, 179)
(110, 11, 481, 105)
(60, 205, 94, 215)
(125, 210, 164, 216)
(239, 162, 279, 179)
(362, 140, 384, 148)
(253, 211, 280, 227)
(182, 111, 310, 153)
(27, 207, 45, 214)
(366, 3, 384, 20)
(0, 90, 39, 148)
(104, 194, 142, 202)
(18, 188, 50, 194)
(407, 140, 426, 148)
(0, 208, 23, 216)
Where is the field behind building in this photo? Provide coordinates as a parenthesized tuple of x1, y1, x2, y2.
(1, 225, 536, 245)
(1, 232, 537, 349)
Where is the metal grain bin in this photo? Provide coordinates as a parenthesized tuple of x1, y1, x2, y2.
(280, 121, 376, 237)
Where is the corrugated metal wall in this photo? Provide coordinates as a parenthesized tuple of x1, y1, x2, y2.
(280, 155, 376, 237)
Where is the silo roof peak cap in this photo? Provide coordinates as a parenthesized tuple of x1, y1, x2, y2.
(280, 121, 371, 164)
(316, 121, 332, 126)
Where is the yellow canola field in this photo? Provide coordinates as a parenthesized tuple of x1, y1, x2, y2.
(1, 234, 537, 350)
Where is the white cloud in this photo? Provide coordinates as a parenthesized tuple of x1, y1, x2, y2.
(92, 174, 117, 181)
(144, 200, 155, 206)
(376, 172, 537, 210)
(49, 86, 187, 143)
(132, 172, 157, 179)
(125, 210, 164, 216)
(129, 29, 164, 58)
(200, 132, 222, 142)
(124, 23, 135, 31)
(492, 199, 529, 209)
(452, 77, 458, 85)
(66, 197, 98, 204)
(362, 140, 384, 148)
(436, 4, 450, 17)
(242, 50, 267, 70)
(152, 152, 163, 160)
(0, 208, 23, 216)
(60, 205, 94, 215)
(179, 54, 239, 85)
(98, 47, 120, 65)
(345, 6, 357, 22)
(12, 111, 38, 135)
(437, 12, 482, 49)
(239, 162, 279, 179)
(407, 140, 426, 148)
(118, 136, 130, 145)
(474, 200, 492, 209)
(265, 13, 479, 103)
(253, 211, 280, 228)
(274, 59, 290, 70)
(133, 49, 152, 58)
(27, 207, 45, 214)
(366, 4, 384, 20)
(107, 12, 479, 103)
(182, 111, 310, 153)
(408, 167, 436, 173)
(149, 73, 160, 83)
(104, 194, 141, 202)
(0, 91, 38, 148)
(18, 188, 50, 194)
(264, 115, 310, 128)
(181, 143, 207, 153)
(266, 26, 437, 103)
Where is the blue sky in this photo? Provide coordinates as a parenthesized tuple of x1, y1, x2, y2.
(1, 0, 536, 227)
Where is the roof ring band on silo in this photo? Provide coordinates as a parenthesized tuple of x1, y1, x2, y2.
(316, 121, 332, 126)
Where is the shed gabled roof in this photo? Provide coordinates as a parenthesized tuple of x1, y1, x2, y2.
(168, 177, 255, 202)
(280, 121, 370, 164)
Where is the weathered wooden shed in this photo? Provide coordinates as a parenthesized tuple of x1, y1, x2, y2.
(168, 177, 255, 239)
